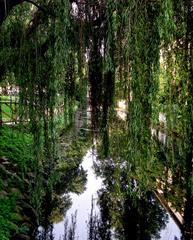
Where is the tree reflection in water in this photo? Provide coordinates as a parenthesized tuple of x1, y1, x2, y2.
(87, 154, 168, 240)
(90, 190, 168, 240)
(36, 152, 190, 240)
(36, 128, 193, 240)
(56, 189, 168, 240)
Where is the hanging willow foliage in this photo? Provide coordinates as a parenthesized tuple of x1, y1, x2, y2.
(1, 0, 193, 237)
(122, 1, 161, 182)
(0, 0, 79, 217)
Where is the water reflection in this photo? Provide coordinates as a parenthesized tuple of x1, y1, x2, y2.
(37, 132, 192, 240)
(88, 190, 169, 240)
(54, 149, 102, 240)
(37, 149, 185, 240)
(92, 154, 176, 240)
(36, 136, 89, 240)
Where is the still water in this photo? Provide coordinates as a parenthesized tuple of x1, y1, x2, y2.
(53, 149, 182, 240)
(54, 150, 102, 239)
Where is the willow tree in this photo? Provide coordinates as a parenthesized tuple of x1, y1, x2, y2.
(0, 1, 83, 234)
(82, 0, 193, 237)
(1, 0, 193, 238)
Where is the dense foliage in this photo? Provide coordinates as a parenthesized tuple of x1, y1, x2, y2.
(0, 126, 33, 239)
(0, 0, 193, 239)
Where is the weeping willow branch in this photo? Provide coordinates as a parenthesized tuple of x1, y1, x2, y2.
(0, 0, 54, 25)
(25, 0, 48, 14)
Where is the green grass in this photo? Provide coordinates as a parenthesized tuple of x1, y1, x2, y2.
(0, 190, 19, 240)
(1, 103, 17, 120)
(0, 125, 33, 239)
(1, 96, 18, 101)
(0, 125, 33, 171)
(0, 96, 18, 121)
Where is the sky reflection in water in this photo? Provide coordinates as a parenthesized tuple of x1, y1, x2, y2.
(53, 149, 182, 240)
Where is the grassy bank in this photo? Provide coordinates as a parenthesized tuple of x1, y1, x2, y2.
(0, 125, 33, 240)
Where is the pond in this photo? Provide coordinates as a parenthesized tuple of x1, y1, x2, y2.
(52, 149, 182, 240)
